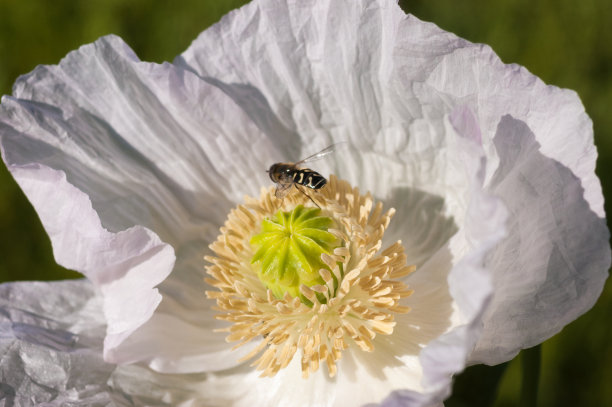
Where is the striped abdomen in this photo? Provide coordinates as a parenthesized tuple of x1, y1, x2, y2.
(292, 169, 326, 190)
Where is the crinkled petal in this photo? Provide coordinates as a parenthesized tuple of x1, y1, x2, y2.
(403, 15, 610, 360)
(178, 0, 491, 231)
(472, 115, 610, 363)
(177, 0, 411, 167)
(0, 280, 114, 406)
(0, 35, 270, 371)
(6, 164, 176, 365)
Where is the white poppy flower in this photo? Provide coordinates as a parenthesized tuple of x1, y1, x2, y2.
(0, 0, 609, 406)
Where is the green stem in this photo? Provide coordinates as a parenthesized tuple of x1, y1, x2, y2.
(520, 345, 541, 407)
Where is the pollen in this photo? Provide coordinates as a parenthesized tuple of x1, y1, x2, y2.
(204, 175, 415, 378)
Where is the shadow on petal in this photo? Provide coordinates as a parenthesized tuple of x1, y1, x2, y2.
(382, 186, 458, 268)
(197, 77, 303, 160)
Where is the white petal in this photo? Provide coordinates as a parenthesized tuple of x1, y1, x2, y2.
(110, 364, 263, 407)
(471, 116, 610, 364)
(1, 34, 283, 220)
(177, 0, 475, 218)
(6, 164, 177, 365)
(0, 280, 253, 406)
(105, 312, 256, 373)
(393, 18, 610, 361)
(0, 35, 272, 370)
(177, 0, 410, 161)
(178, 0, 467, 260)
(0, 280, 114, 406)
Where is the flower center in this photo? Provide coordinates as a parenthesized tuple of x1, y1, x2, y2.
(205, 176, 415, 378)
(250, 205, 339, 304)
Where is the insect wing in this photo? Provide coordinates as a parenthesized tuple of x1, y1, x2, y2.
(294, 142, 346, 166)
(274, 183, 293, 199)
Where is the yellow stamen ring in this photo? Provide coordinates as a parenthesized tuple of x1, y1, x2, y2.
(205, 175, 415, 378)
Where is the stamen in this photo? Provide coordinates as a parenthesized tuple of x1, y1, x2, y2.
(205, 175, 415, 378)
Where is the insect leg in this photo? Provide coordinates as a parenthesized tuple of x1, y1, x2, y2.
(294, 184, 320, 209)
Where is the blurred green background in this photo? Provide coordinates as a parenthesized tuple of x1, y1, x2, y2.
(0, 0, 609, 406)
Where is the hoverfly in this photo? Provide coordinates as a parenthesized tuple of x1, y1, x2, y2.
(267, 143, 341, 205)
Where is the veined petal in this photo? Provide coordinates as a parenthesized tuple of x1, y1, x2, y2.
(0, 35, 270, 371)
(6, 164, 175, 363)
(419, 46, 610, 354)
